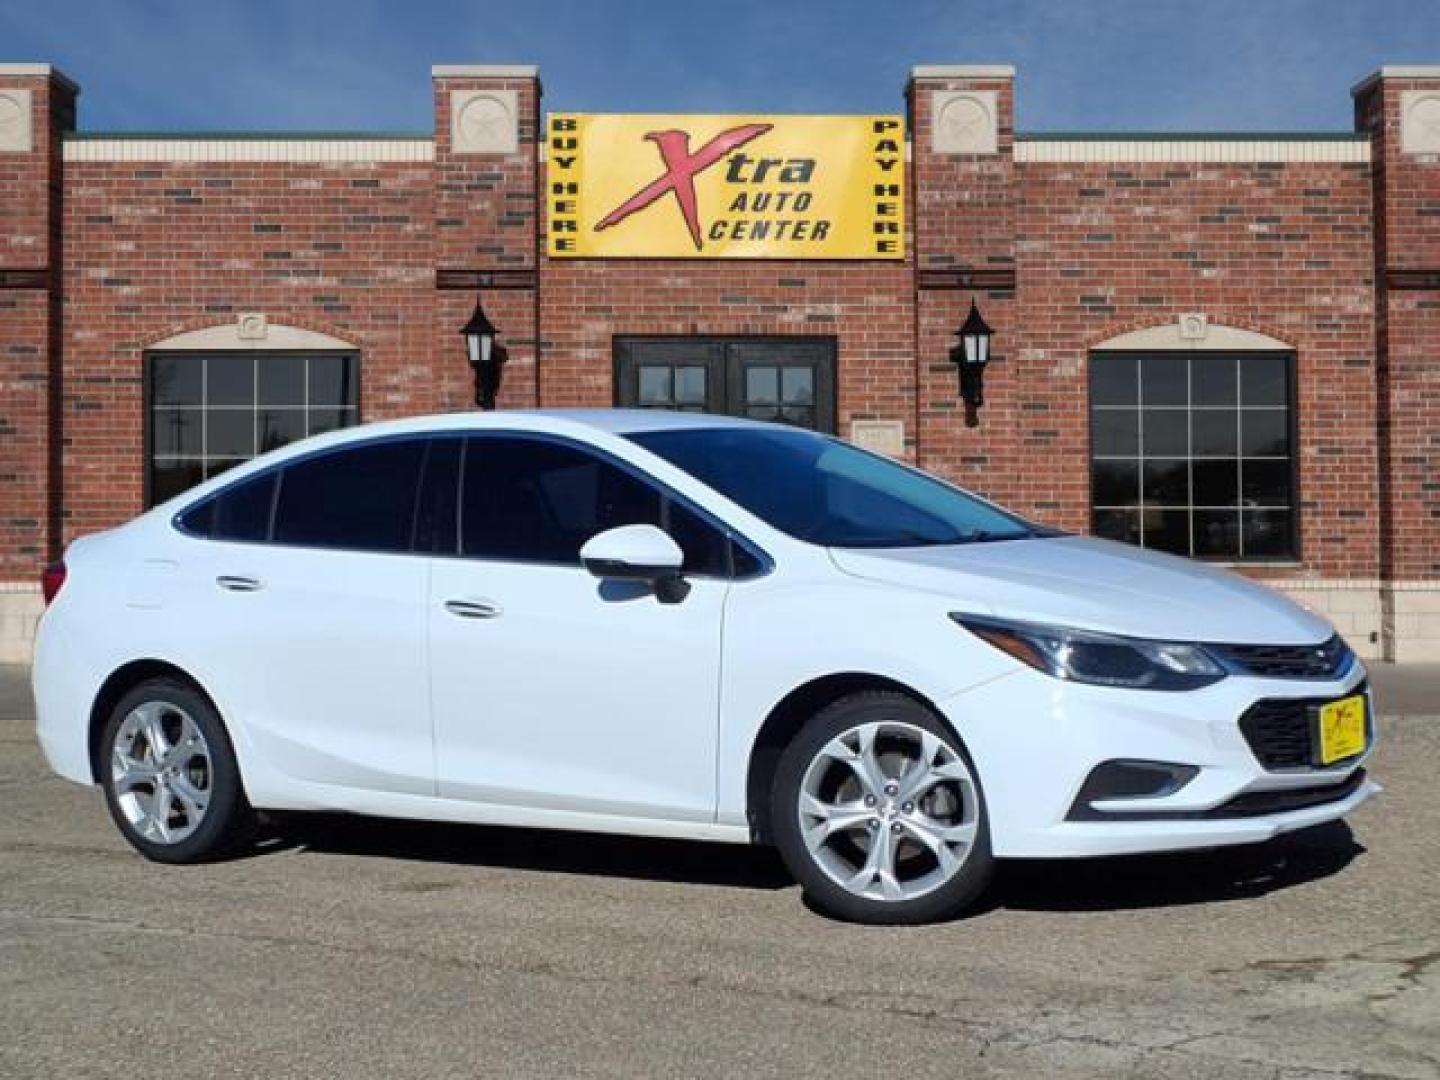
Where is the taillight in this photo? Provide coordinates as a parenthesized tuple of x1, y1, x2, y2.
(41, 560, 66, 605)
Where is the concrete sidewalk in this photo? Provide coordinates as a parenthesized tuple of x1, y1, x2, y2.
(1366, 662, 1440, 717)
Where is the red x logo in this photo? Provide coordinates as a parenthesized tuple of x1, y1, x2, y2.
(595, 123, 773, 251)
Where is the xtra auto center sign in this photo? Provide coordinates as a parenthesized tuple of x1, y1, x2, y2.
(546, 114, 905, 259)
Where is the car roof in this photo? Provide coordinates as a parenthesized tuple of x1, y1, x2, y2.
(320, 408, 781, 441)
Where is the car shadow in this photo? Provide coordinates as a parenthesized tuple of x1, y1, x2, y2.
(258, 813, 1364, 910)
(265, 812, 794, 890)
(988, 820, 1366, 914)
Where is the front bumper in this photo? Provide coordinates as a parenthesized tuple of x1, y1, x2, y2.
(938, 662, 1378, 859)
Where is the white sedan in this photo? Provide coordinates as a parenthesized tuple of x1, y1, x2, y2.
(33, 410, 1377, 924)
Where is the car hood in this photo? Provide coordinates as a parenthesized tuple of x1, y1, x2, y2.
(828, 535, 1333, 645)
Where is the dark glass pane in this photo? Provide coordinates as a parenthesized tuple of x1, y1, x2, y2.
(309, 355, 357, 408)
(1191, 356, 1238, 408)
(1193, 459, 1239, 507)
(1241, 411, 1289, 456)
(1240, 355, 1289, 407)
(152, 409, 202, 457)
(257, 409, 305, 453)
(1091, 409, 1139, 456)
(207, 410, 254, 458)
(307, 408, 357, 437)
(1141, 508, 1190, 555)
(638, 366, 671, 406)
(1243, 509, 1293, 558)
(1141, 409, 1188, 457)
(206, 356, 255, 408)
(1241, 459, 1291, 507)
(414, 438, 461, 555)
(206, 458, 247, 480)
(1142, 459, 1189, 505)
(1140, 355, 1187, 407)
(462, 437, 661, 564)
(177, 494, 214, 536)
(258, 355, 306, 408)
(274, 439, 426, 552)
(151, 459, 205, 504)
(663, 499, 731, 577)
(1092, 508, 1140, 545)
(746, 367, 779, 405)
(1193, 510, 1241, 558)
(1089, 354, 1138, 407)
(746, 405, 781, 422)
(782, 367, 814, 406)
(1191, 410, 1238, 457)
(1092, 459, 1139, 507)
(150, 356, 203, 409)
(211, 471, 276, 543)
(780, 406, 814, 428)
(674, 366, 707, 406)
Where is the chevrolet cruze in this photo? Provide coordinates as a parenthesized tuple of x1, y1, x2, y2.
(33, 410, 1378, 923)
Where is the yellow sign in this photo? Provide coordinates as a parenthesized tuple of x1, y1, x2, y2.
(547, 113, 905, 259)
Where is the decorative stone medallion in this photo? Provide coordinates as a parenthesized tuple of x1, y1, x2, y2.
(850, 419, 906, 458)
(932, 90, 998, 155)
(451, 89, 519, 155)
(237, 312, 268, 341)
(1400, 91, 1440, 155)
(0, 89, 33, 153)
(1178, 313, 1209, 341)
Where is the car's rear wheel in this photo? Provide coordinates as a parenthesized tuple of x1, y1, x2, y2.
(100, 678, 253, 863)
(771, 691, 993, 924)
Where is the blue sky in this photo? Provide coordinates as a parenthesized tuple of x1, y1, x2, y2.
(3, 0, 1436, 133)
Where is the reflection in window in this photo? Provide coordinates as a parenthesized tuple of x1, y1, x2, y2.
(147, 353, 358, 505)
(1089, 352, 1295, 560)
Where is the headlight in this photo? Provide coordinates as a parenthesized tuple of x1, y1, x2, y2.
(951, 614, 1226, 691)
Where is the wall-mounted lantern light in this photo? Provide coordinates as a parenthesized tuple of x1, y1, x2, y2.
(461, 294, 506, 410)
(948, 299, 994, 428)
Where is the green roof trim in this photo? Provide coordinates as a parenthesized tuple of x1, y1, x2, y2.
(66, 131, 432, 141)
(1018, 131, 1369, 142)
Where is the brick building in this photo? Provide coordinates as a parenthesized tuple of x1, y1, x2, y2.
(1, 61, 1437, 661)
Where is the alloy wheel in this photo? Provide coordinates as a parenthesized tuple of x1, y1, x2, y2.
(111, 700, 213, 845)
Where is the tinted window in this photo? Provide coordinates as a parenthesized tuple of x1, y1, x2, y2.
(178, 470, 277, 543)
(273, 439, 426, 552)
(630, 428, 1035, 549)
(461, 436, 730, 575)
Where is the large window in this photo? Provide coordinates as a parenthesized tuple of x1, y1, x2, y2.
(1089, 352, 1296, 561)
(147, 352, 359, 505)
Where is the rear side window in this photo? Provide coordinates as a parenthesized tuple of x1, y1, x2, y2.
(273, 439, 427, 553)
(177, 471, 276, 543)
(460, 435, 731, 575)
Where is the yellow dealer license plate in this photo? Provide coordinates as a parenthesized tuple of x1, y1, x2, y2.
(1317, 694, 1367, 765)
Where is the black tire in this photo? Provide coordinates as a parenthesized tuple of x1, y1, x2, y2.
(771, 690, 994, 925)
(100, 677, 254, 864)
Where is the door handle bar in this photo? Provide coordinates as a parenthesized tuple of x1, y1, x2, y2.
(216, 575, 263, 592)
(444, 599, 502, 619)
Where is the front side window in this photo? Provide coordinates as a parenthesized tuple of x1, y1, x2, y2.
(147, 352, 358, 505)
(1089, 352, 1295, 560)
(459, 436, 732, 575)
(629, 427, 1036, 549)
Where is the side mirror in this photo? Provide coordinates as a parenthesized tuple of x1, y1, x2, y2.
(580, 524, 688, 602)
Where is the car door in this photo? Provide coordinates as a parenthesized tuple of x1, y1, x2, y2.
(179, 436, 435, 796)
(428, 432, 733, 823)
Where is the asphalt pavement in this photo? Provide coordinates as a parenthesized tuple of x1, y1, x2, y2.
(2, 663, 1437, 1079)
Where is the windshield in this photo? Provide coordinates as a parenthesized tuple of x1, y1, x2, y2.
(629, 426, 1039, 548)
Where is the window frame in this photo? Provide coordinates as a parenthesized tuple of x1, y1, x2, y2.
(143, 348, 361, 509)
(1086, 348, 1301, 564)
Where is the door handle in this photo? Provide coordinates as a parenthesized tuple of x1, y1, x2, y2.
(444, 598, 502, 619)
(216, 575, 264, 592)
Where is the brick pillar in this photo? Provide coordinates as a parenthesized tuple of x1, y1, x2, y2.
(908, 66, 1025, 507)
(431, 65, 541, 412)
(0, 64, 76, 660)
(1354, 67, 1440, 660)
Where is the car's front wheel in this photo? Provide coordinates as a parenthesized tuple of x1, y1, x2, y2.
(100, 678, 253, 863)
(771, 691, 993, 924)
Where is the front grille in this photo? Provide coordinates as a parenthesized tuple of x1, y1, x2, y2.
(1210, 635, 1353, 680)
(1238, 683, 1369, 771)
